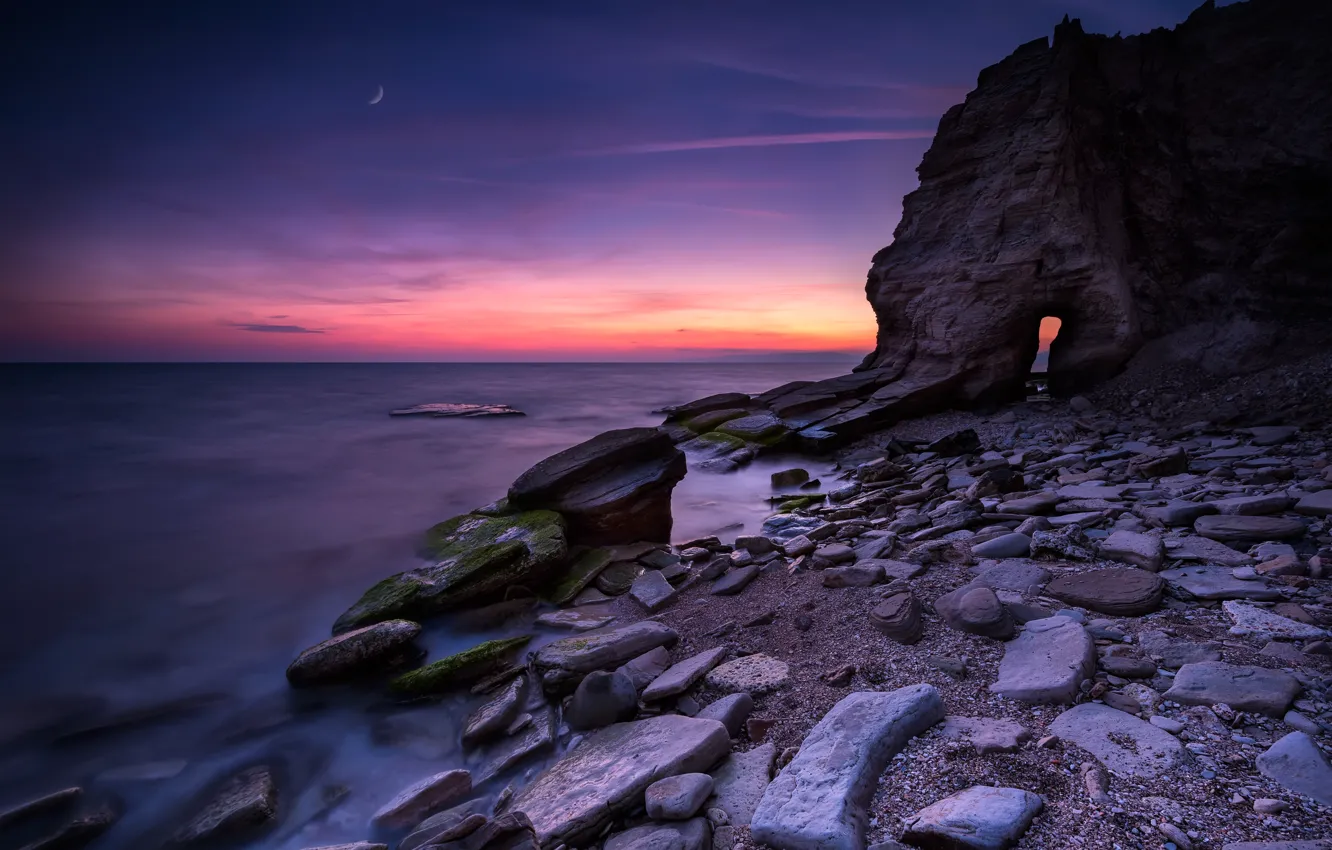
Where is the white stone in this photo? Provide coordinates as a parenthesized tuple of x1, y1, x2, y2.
(1223, 601, 1328, 640)
(1048, 704, 1184, 778)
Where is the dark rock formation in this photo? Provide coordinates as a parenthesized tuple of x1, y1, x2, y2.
(508, 428, 687, 545)
(861, 0, 1332, 401)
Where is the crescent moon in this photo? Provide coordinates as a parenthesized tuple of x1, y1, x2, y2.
(369, 85, 383, 105)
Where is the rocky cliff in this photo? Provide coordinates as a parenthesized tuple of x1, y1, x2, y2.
(861, 0, 1332, 401)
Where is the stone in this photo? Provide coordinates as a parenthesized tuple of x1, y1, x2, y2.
(642, 647, 729, 702)
(533, 622, 678, 694)
(813, 543, 855, 565)
(1164, 534, 1255, 567)
(971, 561, 1051, 594)
(476, 707, 556, 784)
(1247, 426, 1299, 445)
(1223, 843, 1332, 850)
(1294, 489, 1332, 517)
(900, 786, 1043, 850)
(998, 493, 1060, 515)
(1098, 530, 1165, 572)
(1099, 656, 1157, 678)
(170, 766, 278, 847)
(1213, 494, 1294, 515)
(18, 805, 118, 850)
(390, 636, 532, 697)
(597, 561, 645, 595)
(659, 392, 752, 420)
(371, 769, 472, 828)
(548, 548, 614, 605)
(630, 570, 678, 612)
(939, 716, 1030, 754)
(989, 616, 1096, 704)
(1255, 732, 1332, 806)
(535, 609, 615, 632)
(1224, 601, 1328, 640)
(1158, 566, 1281, 601)
(705, 655, 790, 695)
(1164, 662, 1301, 717)
(605, 819, 711, 850)
(646, 774, 715, 821)
(1137, 630, 1222, 667)
(1045, 568, 1164, 616)
(508, 428, 687, 545)
(1030, 526, 1095, 561)
(1195, 514, 1306, 542)
(695, 693, 753, 737)
(511, 715, 732, 848)
(618, 646, 673, 692)
(708, 743, 775, 826)
(400, 798, 493, 850)
(772, 468, 810, 488)
(750, 685, 944, 850)
(716, 413, 789, 445)
(567, 671, 639, 730)
(463, 674, 528, 746)
(286, 619, 422, 687)
(971, 533, 1032, 558)
(870, 592, 924, 645)
(861, 559, 929, 581)
(711, 565, 759, 596)
(822, 564, 884, 588)
(1048, 704, 1184, 778)
(0, 788, 82, 831)
(934, 585, 1015, 640)
(334, 511, 566, 632)
(1139, 500, 1218, 527)
(781, 535, 817, 557)
(1150, 715, 1184, 733)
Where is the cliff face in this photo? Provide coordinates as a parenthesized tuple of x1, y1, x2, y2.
(861, 0, 1332, 401)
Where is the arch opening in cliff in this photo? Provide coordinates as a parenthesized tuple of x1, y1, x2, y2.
(1025, 316, 1061, 396)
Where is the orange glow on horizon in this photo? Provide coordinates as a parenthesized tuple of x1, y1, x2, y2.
(1038, 316, 1062, 349)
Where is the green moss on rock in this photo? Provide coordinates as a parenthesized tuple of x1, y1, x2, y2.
(681, 408, 750, 434)
(547, 548, 614, 605)
(389, 635, 533, 696)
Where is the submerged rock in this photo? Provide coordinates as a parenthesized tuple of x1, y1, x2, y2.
(389, 636, 532, 697)
(334, 511, 566, 632)
(285, 619, 421, 687)
(170, 766, 277, 847)
(508, 428, 687, 546)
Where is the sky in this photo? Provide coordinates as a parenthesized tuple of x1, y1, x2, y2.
(1, 0, 1215, 362)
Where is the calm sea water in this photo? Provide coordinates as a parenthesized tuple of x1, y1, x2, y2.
(0, 362, 847, 847)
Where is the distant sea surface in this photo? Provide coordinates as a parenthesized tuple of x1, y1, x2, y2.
(0, 362, 848, 845)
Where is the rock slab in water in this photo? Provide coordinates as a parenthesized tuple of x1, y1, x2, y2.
(1047, 703, 1184, 778)
(463, 674, 528, 746)
(508, 428, 687, 546)
(533, 621, 678, 694)
(171, 766, 277, 847)
(1255, 731, 1332, 806)
(286, 619, 421, 687)
(989, 616, 1096, 704)
(1164, 661, 1301, 717)
(750, 684, 944, 850)
(334, 511, 566, 632)
(642, 647, 729, 703)
(901, 786, 1043, 850)
(510, 714, 731, 848)
(390, 403, 524, 417)
(371, 769, 472, 828)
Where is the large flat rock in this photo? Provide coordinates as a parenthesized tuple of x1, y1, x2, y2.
(1224, 601, 1329, 640)
(750, 684, 944, 850)
(1195, 514, 1306, 542)
(1255, 732, 1332, 806)
(1164, 661, 1301, 717)
(1048, 703, 1184, 778)
(989, 616, 1095, 704)
(1045, 567, 1163, 616)
(533, 622, 678, 694)
(1163, 534, 1254, 567)
(641, 647, 728, 703)
(511, 714, 732, 848)
(1159, 566, 1280, 601)
(901, 786, 1043, 850)
(707, 742, 775, 827)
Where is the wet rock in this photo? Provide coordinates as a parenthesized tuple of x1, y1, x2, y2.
(771, 468, 810, 488)
(939, 716, 1030, 754)
(170, 766, 277, 847)
(711, 565, 759, 596)
(371, 769, 472, 828)
(1098, 530, 1164, 572)
(605, 818, 711, 850)
(533, 621, 678, 694)
(1048, 704, 1184, 778)
(511, 715, 731, 848)
(286, 619, 422, 687)
(870, 592, 924, 645)
(0, 788, 82, 833)
(1045, 568, 1164, 616)
(708, 742, 775, 826)
(658, 393, 752, 421)
(751, 685, 944, 850)
(1255, 731, 1332, 806)
(642, 647, 729, 703)
(1164, 661, 1301, 717)
(901, 786, 1042, 850)
(989, 616, 1096, 704)
(705, 654, 790, 695)
(630, 570, 678, 612)
(822, 564, 884, 588)
(596, 561, 645, 596)
(400, 798, 493, 850)
(971, 533, 1032, 558)
(1195, 514, 1306, 542)
(463, 675, 529, 747)
(935, 585, 1015, 640)
(549, 549, 614, 605)
(508, 428, 687, 545)
(618, 647, 673, 692)
(390, 636, 532, 697)
(1030, 526, 1095, 560)
(1224, 601, 1329, 640)
(567, 671, 638, 730)
(19, 805, 118, 850)
(971, 561, 1050, 594)
(694, 693, 753, 737)
(534, 609, 615, 632)
(334, 512, 566, 632)
(1159, 566, 1281, 601)
(476, 707, 556, 784)
(645, 774, 714, 821)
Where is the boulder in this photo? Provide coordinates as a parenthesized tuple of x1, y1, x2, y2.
(750, 685, 944, 850)
(1047, 704, 1184, 778)
(390, 636, 532, 697)
(705, 655, 790, 695)
(1045, 568, 1164, 616)
(938, 717, 1030, 755)
(870, 592, 924, 645)
(1164, 661, 1301, 717)
(642, 647, 729, 703)
(508, 428, 687, 545)
(1098, 531, 1164, 572)
(605, 819, 711, 850)
(771, 468, 810, 488)
(334, 512, 566, 632)
(1195, 514, 1306, 542)
(566, 671, 639, 731)
(371, 769, 472, 828)
(934, 585, 1015, 640)
(1255, 732, 1332, 806)
(645, 774, 714, 821)
(1158, 566, 1281, 601)
(900, 786, 1043, 850)
(286, 620, 421, 687)
(170, 766, 277, 847)
(707, 742, 776, 826)
(510, 715, 731, 848)
(989, 616, 1095, 704)
(533, 622, 678, 694)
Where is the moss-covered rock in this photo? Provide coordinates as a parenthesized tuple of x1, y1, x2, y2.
(777, 495, 826, 512)
(716, 413, 790, 447)
(548, 548, 614, 605)
(389, 636, 533, 697)
(333, 511, 567, 633)
(681, 408, 750, 434)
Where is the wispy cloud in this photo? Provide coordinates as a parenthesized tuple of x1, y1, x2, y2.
(578, 130, 934, 156)
(227, 322, 325, 334)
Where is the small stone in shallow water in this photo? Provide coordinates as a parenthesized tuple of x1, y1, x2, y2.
(390, 403, 525, 417)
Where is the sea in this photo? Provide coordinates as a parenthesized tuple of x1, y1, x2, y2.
(0, 362, 851, 848)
